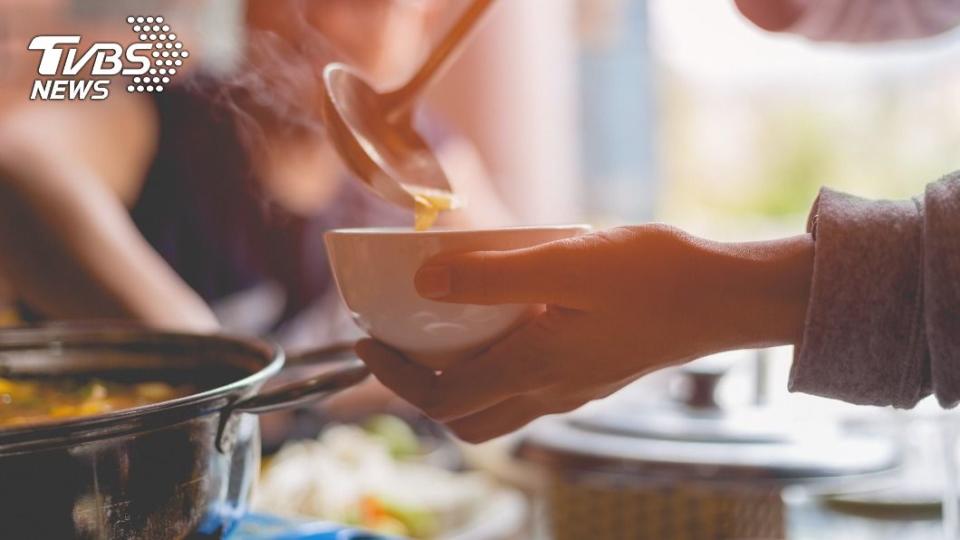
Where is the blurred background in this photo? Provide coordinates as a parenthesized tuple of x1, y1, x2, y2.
(2, 0, 960, 538)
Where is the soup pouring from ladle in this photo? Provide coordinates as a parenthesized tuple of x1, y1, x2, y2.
(321, 0, 497, 213)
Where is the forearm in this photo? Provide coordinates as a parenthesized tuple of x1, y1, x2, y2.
(729, 234, 813, 347)
(683, 232, 814, 352)
(0, 148, 218, 331)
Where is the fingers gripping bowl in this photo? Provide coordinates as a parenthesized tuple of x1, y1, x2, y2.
(324, 226, 591, 370)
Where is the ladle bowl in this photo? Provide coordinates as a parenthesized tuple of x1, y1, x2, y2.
(320, 0, 496, 210)
(321, 63, 448, 210)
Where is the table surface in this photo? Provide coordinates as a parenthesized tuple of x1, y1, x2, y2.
(788, 500, 942, 540)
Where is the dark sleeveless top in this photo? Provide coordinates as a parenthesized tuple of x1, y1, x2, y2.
(131, 81, 425, 327)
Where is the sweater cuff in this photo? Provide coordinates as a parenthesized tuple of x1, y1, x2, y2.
(790, 188, 928, 408)
(925, 173, 960, 407)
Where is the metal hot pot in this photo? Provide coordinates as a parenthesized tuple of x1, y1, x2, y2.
(0, 324, 369, 539)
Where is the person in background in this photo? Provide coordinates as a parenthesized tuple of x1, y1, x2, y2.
(0, 0, 514, 435)
(357, 0, 960, 443)
(0, 0, 510, 336)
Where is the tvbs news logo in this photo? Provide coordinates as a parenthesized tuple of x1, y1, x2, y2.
(28, 16, 189, 101)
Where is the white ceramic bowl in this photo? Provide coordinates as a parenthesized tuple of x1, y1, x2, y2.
(325, 226, 590, 370)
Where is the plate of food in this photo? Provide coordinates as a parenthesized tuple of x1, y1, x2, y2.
(254, 416, 527, 539)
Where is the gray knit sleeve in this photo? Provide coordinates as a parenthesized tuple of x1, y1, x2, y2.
(923, 173, 960, 407)
(789, 187, 929, 408)
(790, 174, 960, 407)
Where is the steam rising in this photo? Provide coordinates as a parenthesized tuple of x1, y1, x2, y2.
(186, 5, 346, 154)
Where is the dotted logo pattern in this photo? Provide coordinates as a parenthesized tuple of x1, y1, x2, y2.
(124, 16, 189, 93)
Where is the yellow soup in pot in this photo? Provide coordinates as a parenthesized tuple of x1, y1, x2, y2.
(0, 377, 195, 427)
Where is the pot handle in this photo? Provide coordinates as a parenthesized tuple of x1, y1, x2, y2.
(231, 343, 370, 415)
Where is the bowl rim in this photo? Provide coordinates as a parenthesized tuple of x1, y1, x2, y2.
(325, 224, 592, 237)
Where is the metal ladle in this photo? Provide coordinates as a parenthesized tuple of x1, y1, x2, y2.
(321, 0, 497, 210)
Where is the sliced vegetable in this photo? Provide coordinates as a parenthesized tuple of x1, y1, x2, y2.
(364, 415, 420, 459)
(377, 497, 439, 538)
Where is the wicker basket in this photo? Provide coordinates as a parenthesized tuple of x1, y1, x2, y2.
(545, 472, 784, 540)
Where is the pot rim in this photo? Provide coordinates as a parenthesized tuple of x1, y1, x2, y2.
(0, 323, 284, 451)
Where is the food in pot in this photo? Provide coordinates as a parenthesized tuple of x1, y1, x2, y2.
(405, 185, 462, 231)
(0, 377, 195, 427)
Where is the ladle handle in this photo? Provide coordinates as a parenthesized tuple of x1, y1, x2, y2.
(386, 0, 497, 114)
